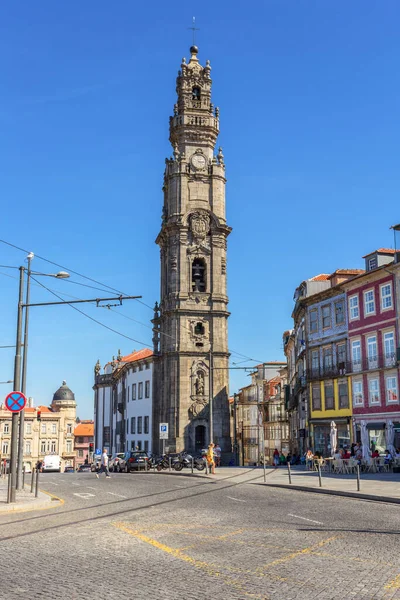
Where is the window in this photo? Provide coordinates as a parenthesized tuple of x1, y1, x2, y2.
(312, 385, 321, 410)
(324, 383, 334, 410)
(41, 423, 46, 434)
(309, 309, 318, 333)
(139, 364, 143, 371)
(339, 382, 349, 409)
(41, 441, 46, 453)
(364, 290, 375, 315)
(368, 256, 378, 270)
(192, 86, 201, 100)
(335, 300, 345, 325)
(349, 295, 359, 320)
(367, 335, 378, 367)
(127, 386, 130, 402)
(137, 417, 143, 434)
(25, 441, 31, 454)
(145, 363, 150, 370)
(26, 422, 32, 434)
(78, 449, 83, 457)
(323, 346, 333, 371)
(368, 379, 380, 405)
(353, 381, 363, 406)
(127, 420, 129, 434)
(386, 376, 399, 403)
(137, 440, 142, 451)
(138, 382, 143, 399)
(4, 423, 9, 434)
(77, 437, 83, 444)
(131, 440, 135, 450)
(194, 322, 205, 336)
(66, 440, 72, 453)
(384, 331, 395, 365)
(2, 442, 9, 454)
(337, 344, 346, 369)
(51, 423, 57, 434)
(311, 350, 319, 375)
(351, 340, 361, 370)
(51, 441, 56, 453)
(144, 416, 149, 434)
(192, 258, 206, 292)
(145, 381, 150, 398)
(131, 417, 136, 434)
(381, 283, 393, 310)
(144, 440, 149, 452)
(321, 305, 331, 329)
(67, 423, 72, 434)
(132, 384, 136, 400)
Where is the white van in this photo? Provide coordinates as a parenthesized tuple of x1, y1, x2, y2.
(42, 455, 61, 473)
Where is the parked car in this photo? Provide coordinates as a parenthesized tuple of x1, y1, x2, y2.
(108, 453, 126, 473)
(77, 464, 92, 473)
(64, 466, 75, 473)
(119, 451, 152, 472)
(91, 457, 101, 472)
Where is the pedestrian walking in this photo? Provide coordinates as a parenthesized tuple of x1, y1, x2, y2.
(96, 448, 110, 479)
(206, 443, 215, 474)
(214, 443, 221, 467)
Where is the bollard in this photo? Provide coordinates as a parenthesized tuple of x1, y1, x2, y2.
(191, 457, 194, 474)
(263, 456, 266, 483)
(22, 466, 25, 488)
(35, 467, 40, 498)
(317, 462, 322, 487)
(7, 471, 12, 503)
(168, 457, 171, 472)
(287, 462, 292, 485)
(356, 464, 360, 491)
(145, 459, 147, 473)
(30, 468, 35, 493)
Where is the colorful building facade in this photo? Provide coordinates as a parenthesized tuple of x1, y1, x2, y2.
(74, 420, 94, 468)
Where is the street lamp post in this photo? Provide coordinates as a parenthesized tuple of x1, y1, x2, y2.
(209, 348, 213, 445)
(16, 257, 71, 489)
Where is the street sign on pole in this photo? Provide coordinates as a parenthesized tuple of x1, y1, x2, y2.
(95, 448, 101, 456)
(5, 391, 27, 413)
(160, 423, 168, 439)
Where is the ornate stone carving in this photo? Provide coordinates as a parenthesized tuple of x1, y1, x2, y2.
(221, 257, 226, 275)
(94, 360, 101, 376)
(191, 212, 210, 240)
(195, 372, 205, 395)
(170, 252, 177, 272)
(189, 399, 209, 418)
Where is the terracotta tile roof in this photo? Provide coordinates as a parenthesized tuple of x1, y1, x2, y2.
(309, 274, 330, 282)
(37, 406, 53, 413)
(328, 269, 365, 278)
(120, 348, 153, 363)
(74, 422, 94, 436)
(362, 248, 398, 258)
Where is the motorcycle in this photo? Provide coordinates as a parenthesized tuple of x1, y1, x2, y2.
(173, 452, 205, 472)
(155, 454, 179, 471)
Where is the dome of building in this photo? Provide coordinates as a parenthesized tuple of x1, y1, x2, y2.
(52, 380, 75, 403)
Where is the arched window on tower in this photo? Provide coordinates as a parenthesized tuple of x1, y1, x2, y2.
(192, 86, 201, 100)
(194, 322, 205, 336)
(192, 259, 206, 292)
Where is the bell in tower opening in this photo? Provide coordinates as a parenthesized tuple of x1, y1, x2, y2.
(152, 44, 232, 459)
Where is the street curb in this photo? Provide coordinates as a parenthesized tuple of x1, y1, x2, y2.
(143, 470, 212, 480)
(263, 483, 400, 505)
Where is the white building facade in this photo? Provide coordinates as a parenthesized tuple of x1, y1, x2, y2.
(93, 349, 154, 455)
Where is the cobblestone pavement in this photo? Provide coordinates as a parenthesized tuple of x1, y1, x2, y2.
(1, 469, 400, 599)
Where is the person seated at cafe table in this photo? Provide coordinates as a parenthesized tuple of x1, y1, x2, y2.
(333, 448, 342, 460)
(371, 449, 380, 458)
(384, 449, 393, 464)
(342, 449, 351, 459)
(395, 449, 400, 459)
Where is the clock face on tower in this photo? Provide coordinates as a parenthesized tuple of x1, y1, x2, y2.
(191, 153, 206, 170)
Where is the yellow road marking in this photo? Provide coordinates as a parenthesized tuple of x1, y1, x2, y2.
(385, 574, 400, 590)
(112, 522, 270, 599)
(257, 535, 339, 571)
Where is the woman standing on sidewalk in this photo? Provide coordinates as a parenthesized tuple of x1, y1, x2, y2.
(206, 443, 216, 474)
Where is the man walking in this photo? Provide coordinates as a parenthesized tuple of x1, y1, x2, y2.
(96, 448, 110, 479)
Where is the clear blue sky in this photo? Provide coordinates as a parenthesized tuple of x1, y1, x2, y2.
(1, 1, 399, 418)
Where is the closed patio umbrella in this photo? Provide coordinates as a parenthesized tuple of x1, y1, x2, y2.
(360, 420, 371, 464)
(330, 421, 337, 457)
(385, 420, 396, 456)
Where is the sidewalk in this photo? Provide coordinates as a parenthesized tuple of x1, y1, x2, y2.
(260, 465, 400, 503)
(154, 465, 400, 503)
(0, 476, 62, 513)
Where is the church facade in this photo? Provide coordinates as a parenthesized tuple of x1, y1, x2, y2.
(152, 45, 231, 455)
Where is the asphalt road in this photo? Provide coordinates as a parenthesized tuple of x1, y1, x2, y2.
(1, 468, 400, 600)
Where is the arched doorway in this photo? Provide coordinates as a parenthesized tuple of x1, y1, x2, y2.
(195, 425, 206, 452)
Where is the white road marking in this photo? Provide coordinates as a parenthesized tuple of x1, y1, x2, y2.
(107, 492, 127, 498)
(71, 482, 80, 486)
(73, 492, 95, 499)
(86, 486, 97, 490)
(43, 482, 58, 486)
(288, 513, 324, 525)
(227, 496, 246, 503)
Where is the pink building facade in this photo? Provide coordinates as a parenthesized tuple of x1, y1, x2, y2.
(343, 250, 400, 451)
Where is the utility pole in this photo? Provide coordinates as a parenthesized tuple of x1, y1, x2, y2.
(8, 267, 24, 503)
(209, 348, 213, 444)
(17, 254, 33, 489)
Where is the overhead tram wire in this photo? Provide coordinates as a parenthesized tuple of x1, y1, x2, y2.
(0, 239, 267, 364)
(29, 276, 151, 348)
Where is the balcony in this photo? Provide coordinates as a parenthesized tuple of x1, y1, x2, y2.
(307, 363, 348, 381)
(308, 354, 398, 380)
(293, 376, 306, 396)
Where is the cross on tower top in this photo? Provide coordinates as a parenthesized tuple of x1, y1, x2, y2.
(188, 16, 199, 45)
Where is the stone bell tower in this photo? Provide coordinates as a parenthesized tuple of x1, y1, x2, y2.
(152, 45, 231, 455)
